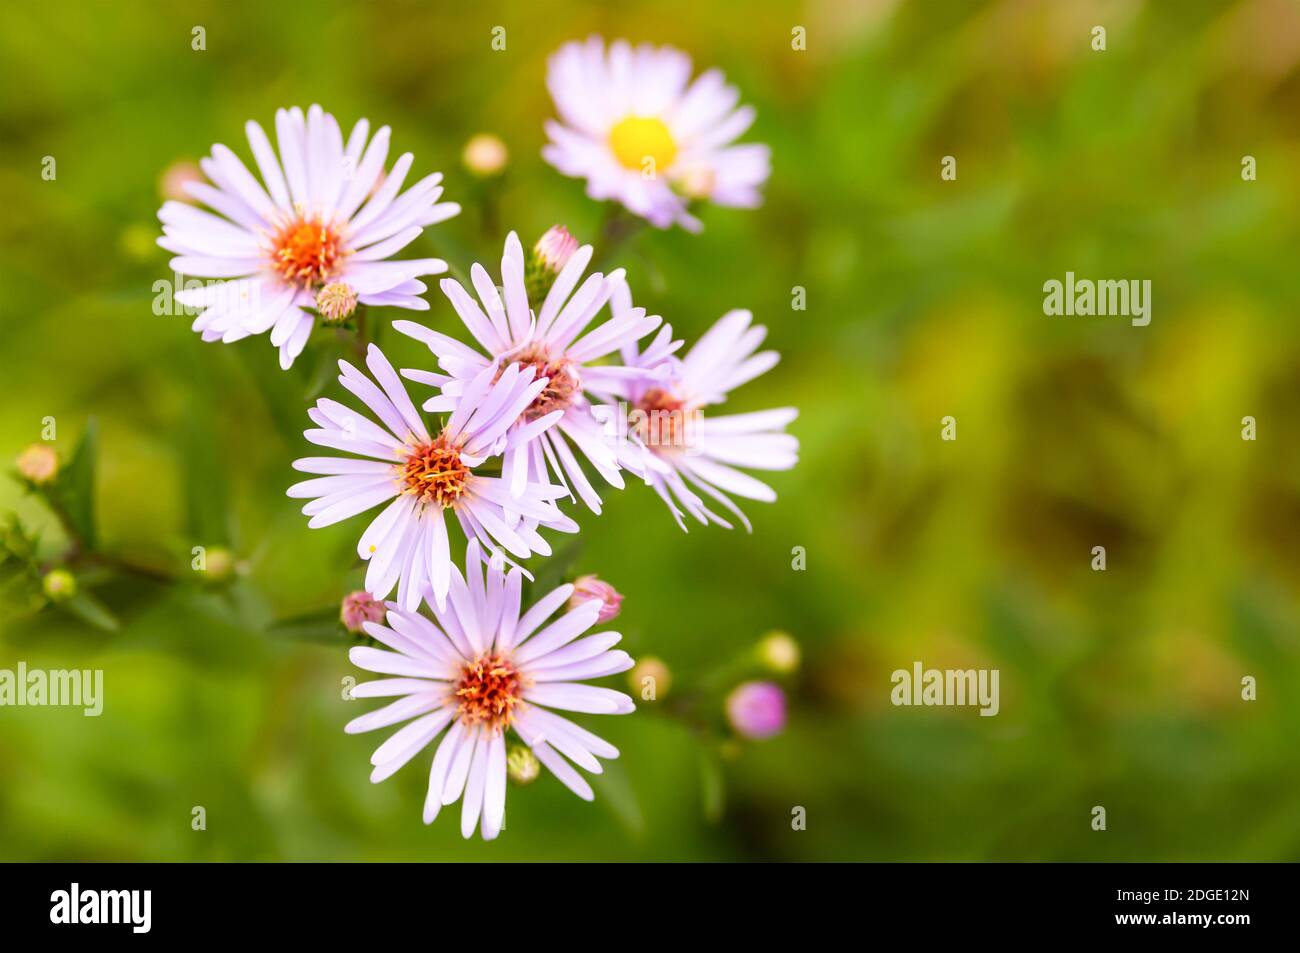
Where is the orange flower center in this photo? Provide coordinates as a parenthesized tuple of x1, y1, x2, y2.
(398, 436, 470, 508)
(269, 215, 346, 287)
(456, 653, 525, 731)
(509, 344, 582, 421)
(634, 388, 695, 449)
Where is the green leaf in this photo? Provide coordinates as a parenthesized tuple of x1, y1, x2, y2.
(528, 536, 584, 597)
(301, 340, 342, 402)
(176, 376, 231, 547)
(61, 589, 119, 632)
(48, 419, 99, 548)
(592, 761, 645, 838)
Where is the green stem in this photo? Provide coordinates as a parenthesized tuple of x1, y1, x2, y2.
(40, 489, 174, 584)
(352, 304, 370, 361)
(594, 202, 647, 271)
(90, 552, 175, 584)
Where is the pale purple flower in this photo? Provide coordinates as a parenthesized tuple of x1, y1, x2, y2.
(569, 574, 623, 623)
(158, 104, 460, 368)
(608, 290, 798, 530)
(346, 540, 636, 839)
(394, 232, 662, 513)
(726, 681, 786, 740)
(288, 344, 577, 612)
(543, 37, 771, 231)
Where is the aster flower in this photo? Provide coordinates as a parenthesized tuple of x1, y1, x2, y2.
(543, 37, 771, 231)
(612, 300, 799, 530)
(345, 540, 636, 839)
(394, 231, 662, 513)
(158, 104, 460, 368)
(288, 344, 577, 611)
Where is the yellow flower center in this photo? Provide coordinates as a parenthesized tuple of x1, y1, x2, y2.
(608, 116, 677, 172)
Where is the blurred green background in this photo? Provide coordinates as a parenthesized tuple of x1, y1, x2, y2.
(3, 0, 1300, 861)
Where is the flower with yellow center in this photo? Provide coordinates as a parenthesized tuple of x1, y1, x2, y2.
(544, 37, 771, 230)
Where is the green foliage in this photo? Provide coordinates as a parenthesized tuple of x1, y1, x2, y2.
(44, 419, 99, 549)
(1, 0, 1299, 862)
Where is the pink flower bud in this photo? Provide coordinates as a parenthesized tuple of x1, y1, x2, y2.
(533, 225, 579, 274)
(15, 444, 58, 485)
(568, 574, 623, 623)
(159, 160, 204, 203)
(341, 590, 386, 634)
(726, 681, 786, 740)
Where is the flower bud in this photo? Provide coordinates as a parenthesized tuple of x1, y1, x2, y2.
(534, 225, 578, 274)
(463, 133, 508, 177)
(628, 656, 671, 701)
(755, 630, 800, 674)
(506, 743, 540, 785)
(526, 225, 580, 306)
(725, 681, 786, 740)
(316, 282, 358, 324)
(159, 159, 204, 203)
(42, 569, 76, 602)
(568, 574, 622, 623)
(341, 590, 386, 634)
(15, 444, 58, 485)
(202, 546, 236, 582)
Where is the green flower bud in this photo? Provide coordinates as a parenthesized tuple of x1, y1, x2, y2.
(506, 744, 541, 785)
(756, 631, 800, 674)
(42, 569, 76, 602)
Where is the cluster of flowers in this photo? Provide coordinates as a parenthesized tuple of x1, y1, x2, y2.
(156, 38, 797, 840)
